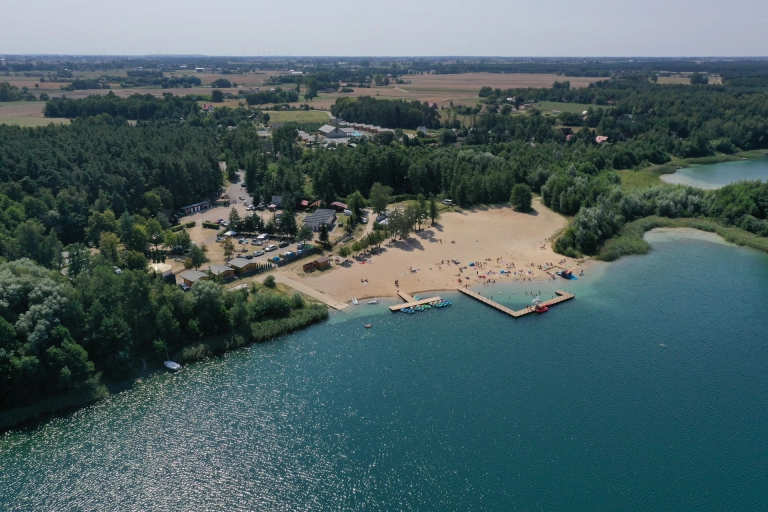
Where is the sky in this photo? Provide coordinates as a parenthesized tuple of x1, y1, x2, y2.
(2, 0, 768, 57)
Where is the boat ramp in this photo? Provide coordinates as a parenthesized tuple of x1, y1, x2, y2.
(457, 289, 574, 318)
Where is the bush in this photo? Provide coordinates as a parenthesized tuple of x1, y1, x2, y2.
(184, 221, 196, 228)
(203, 222, 220, 229)
(263, 275, 276, 288)
(291, 291, 305, 309)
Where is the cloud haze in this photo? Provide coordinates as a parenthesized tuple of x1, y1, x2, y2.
(2, 0, 767, 56)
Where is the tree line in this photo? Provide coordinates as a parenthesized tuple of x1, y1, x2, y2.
(43, 91, 203, 120)
(331, 96, 441, 129)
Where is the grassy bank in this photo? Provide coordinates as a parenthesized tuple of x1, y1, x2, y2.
(596, 216, 768, 262)
(619, 150, 768, 191)
(180, 303, 328, 361)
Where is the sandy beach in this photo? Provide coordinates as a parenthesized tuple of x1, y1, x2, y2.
(275, 199, 590, 305)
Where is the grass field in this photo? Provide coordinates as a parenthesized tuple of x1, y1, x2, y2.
(0, 117, 70, 127)
(255, 110, 330, 123)
(536, 101, 606, 115)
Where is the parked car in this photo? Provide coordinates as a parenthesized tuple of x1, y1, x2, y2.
(238, 238, 245, 244)
(113, 267, 123, 275)
(278, 241, 289, 248)
(216, 218, 224, 224)
(442, 199, 454, 206)
(253, 240, 263, 246)
(244, 254, 253, 260)
(221, 221, 230, 227)
(239, 196, 245, 200)
(179, 283, 191, 292)
(254, 250, 265, 257)
(265, 244, 278, 252)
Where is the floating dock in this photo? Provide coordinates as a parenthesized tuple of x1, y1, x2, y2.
(457, 289, 574, 318)
(389, 296, 443, 312)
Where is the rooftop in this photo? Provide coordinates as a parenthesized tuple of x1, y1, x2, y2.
(179, 270, 207, 282)
(209, 264, 234, 275)
(228, 258, 253, 269)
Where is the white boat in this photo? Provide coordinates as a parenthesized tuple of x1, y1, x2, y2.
(164, 361, 181, 371)
(368, 299, 379, 304)
(352, 298, 359, 305)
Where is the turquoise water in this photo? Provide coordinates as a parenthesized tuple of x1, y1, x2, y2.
(662, 157, 768, 188)
(2, 230, 768, 510)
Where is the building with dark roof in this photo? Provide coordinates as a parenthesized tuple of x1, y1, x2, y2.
(303, 208, 337, 232)
(179, 270, 209, 287)
(318, 124, 347, 138)
(208, 264, 235, 279)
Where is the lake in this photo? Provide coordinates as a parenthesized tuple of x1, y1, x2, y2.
(661, 157, 768, 188)
(1, 230, 767, 511)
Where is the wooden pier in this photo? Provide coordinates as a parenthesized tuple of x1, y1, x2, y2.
(389, 296, 443, 312)
(397, 290, 415, 303)
(457, 288, 574, 318)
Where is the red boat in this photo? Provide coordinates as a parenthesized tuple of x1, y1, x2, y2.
(534, 304, 549, 313)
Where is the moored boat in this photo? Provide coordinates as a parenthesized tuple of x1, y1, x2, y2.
(164, 361, 181, 371)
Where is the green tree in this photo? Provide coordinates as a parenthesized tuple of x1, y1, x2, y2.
(163, 230, 177, 250)
(99, 232, 121, 263)
(155, 305, 180, 343)
(263, 274, 276, 288)
(145, 219, 164, 251)
(211, 89, 224, 102)
(369, 182, 393, 214)
(229, 207, 242, 232)
(416, 194, 427, 230)
(124, 250, 147, 270)
(175, 229, 192, 252)
(428, 195, 440, 226)
(280, 210, 298, 237)
(143, 192, 162, 214)
(65, 243, 90, 277)
(338, 246, 351, 258)
(10, 219, 45, 262)
(222, 238, 235, 261)
(296, 224, 313, 247)
(510, 183, 533, 212)
(318, 223, 330, 247)
(186, 244, 209, 270)
(86, 210, 119, 245)
(127, 224, 148, 253)
(229, 293, 250, 334)
(346, 191, 366, 221)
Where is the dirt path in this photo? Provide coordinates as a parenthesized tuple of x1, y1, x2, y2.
(272, 274, 350, 310)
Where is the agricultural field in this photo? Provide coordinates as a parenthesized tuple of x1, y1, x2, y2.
(535, 101, 607, 115)
(259, 110, 330, 123)
(0, 101, 52, 126)
(0, 117, 70, 127)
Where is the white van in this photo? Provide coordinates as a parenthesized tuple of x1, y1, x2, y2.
(256, 233, 270, 241)
(441, 199, 453, 206)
